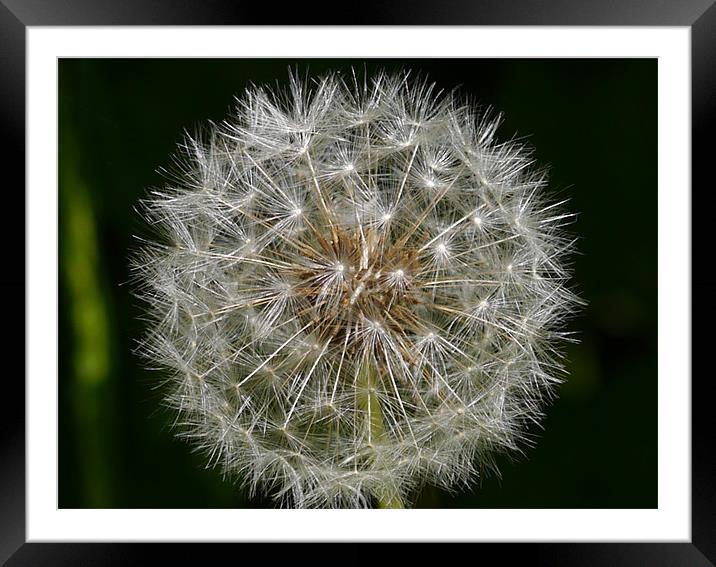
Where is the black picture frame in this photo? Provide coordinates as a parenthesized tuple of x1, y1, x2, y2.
(4, 1, 712, 564)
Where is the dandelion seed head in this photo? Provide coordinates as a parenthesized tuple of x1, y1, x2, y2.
(133, 69, 580, 508)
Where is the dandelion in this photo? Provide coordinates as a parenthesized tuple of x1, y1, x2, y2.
(132, 70, 579, 508)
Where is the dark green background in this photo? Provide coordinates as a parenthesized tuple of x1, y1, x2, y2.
(58, 58, 657, 508)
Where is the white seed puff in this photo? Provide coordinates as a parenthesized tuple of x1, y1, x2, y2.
(133, 71, 579, 508)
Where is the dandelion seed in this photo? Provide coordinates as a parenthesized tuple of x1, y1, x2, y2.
(132, 69, 580, 509)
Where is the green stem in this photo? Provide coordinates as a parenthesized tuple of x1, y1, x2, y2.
(358, 361, 404, 509)
(376, 490, 405, 509)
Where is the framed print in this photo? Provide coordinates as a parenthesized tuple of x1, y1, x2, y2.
(4, 0, 712, 564)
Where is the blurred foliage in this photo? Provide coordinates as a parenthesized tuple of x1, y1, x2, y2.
(58, 58, 656, 508)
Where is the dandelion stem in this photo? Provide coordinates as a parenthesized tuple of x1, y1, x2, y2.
(376, 488, 404, 509)
(358, 360, 404, 509)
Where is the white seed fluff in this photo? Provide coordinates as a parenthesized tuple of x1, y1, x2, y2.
(133, 71, 579, 508)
